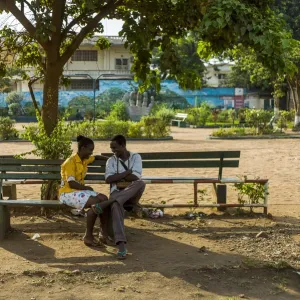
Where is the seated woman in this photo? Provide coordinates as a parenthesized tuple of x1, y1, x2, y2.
(58, 135, 114, 247)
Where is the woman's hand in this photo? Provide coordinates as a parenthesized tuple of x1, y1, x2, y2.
(85, 186, 94, 191)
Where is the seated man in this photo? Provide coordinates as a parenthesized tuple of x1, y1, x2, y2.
(105, 135, 145, 260)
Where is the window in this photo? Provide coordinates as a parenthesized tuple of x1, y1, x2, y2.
(70, 79, 99, 90)
(218, 73, 227, 80)
(115, 58, 129, 70)
(71, 50, 98, 61)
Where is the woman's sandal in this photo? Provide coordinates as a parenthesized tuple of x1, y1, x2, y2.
(91, 203, 103, 215)
(83, 238, 106, 248)
(117, 249, 127, 260)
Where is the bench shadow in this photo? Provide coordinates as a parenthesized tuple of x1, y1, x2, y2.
(1, 216, 300, 299)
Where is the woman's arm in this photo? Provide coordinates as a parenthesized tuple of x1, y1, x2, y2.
(94, 155, 109, 161)
(69, 181, 93, 191)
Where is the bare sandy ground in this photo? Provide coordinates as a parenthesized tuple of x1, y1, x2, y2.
(0, 127, 300, 300)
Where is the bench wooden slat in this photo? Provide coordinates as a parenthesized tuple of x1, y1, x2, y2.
(0, 174, 105, 180)
(0, 165, 105, 173)
(0, 159, 106, 166)
(143, 160, 239, 168)
(101, 151, 241, 159)
(0, 159, 64, 165)
(0, 200, 62, 207)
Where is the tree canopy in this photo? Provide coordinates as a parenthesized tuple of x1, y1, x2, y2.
(0, 0, 292, 133)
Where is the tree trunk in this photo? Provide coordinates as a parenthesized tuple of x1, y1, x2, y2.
(295, 83, 300, 126)
(274, 97, 280, 120)
(28, 77, 42, 116)
(42, 64, 63, 136)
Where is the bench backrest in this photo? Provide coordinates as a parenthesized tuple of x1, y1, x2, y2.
(0, 151, 240, 182)
(102, 151, 240, 179)
(175, 113, 188, 120)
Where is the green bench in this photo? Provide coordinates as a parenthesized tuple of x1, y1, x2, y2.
(0, 151, 269, 240)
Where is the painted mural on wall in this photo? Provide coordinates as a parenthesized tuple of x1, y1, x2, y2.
(0, 80, 246, 109)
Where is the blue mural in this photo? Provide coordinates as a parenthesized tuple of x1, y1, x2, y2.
(0, 80, 242, 108)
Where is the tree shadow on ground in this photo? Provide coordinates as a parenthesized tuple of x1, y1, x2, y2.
(1, 214, 300, 299)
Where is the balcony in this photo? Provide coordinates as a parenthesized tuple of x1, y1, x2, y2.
(63, 69, 133, 79)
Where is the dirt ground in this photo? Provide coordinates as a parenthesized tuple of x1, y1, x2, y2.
(1, 127, 300, 300)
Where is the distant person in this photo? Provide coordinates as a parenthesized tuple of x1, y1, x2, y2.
(59, 135, 113, 248)
(105, 135, 145, 259)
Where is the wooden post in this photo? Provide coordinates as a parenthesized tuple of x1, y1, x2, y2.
(213, 183, 227, 211)
(217, 184, 227, 211)
(194, 182, 198, 206)
(3, 184, 17, 200)
(0, 205, 10, 241)
(263, 182, 269, 215)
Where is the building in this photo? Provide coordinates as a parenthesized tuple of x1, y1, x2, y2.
(16, 36, 133, 93)
(204, 58, 234, 87)
(7, 37, 275, 110)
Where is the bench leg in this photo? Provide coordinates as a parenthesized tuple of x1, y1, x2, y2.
(0, 205, 10, 240)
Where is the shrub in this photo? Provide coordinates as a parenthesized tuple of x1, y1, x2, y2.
(142, 116, 170, 138)
(234, 177, 266, 206)
(0, 117, 18, 140)
(106, 100, 129, 121)
(8, 103, 22, 116)
(228, 109, 237, 125)
(20, 113, 73, 200)
(102, 120, 130, 138)
(154, 105, 175, 123)
(217, 110, 230, 123)
(211, 127, 256, 137)
(187, 102, 212, 126)
(5, 92, 23, 105)
(245, 109, 273, 133)
(277, 110, 294, 131)
(128, 122, 144, 138)
(0, 107, 9, 117)
(21, 114, 72, 159)
(84, 109, 94, 120)
(237, 108, 247, 124)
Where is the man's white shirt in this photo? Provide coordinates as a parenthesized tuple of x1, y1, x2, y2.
(105, 152, 142, 193)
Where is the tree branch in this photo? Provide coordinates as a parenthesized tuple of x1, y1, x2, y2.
(23, 0, 37, 20)
(61, 14, 86, 40)
(1, 0, 48, 48)
(28, 76, 43, 116)
(59, 0, 123, 66)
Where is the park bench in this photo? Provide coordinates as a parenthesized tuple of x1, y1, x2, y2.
(0, 151, 269, 240)
(171, 113, 188, 127)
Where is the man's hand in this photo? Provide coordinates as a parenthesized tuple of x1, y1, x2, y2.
(106, 169, 132, 184)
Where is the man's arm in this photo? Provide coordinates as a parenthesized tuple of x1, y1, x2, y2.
(105, 156, 132, 183)
(124, 173, 139, 182)
(105, 170, 132, 184)
(124, 154, 142, 182)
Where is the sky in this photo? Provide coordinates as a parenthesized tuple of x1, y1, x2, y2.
(0, 11, 124, 36)
(102, 19, 124, 36)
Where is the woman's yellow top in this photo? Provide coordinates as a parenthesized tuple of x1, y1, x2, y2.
(58, 153, 95, 196)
